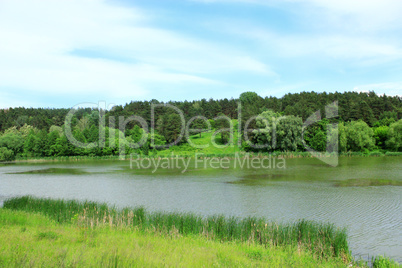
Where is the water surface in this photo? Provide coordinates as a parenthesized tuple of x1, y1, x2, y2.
(0, 156, 401, 262)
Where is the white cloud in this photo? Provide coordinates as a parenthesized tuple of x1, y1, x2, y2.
(194, 0, 402, 30)
(1, 0, 401, 108)
(0, 91, 41, 108)
(301, 0, 402, 29)
(247, 30, 402, 61)
(0, 0, 274, 107)
(195, 0, 402, 67)
(353, 82, 402, 97)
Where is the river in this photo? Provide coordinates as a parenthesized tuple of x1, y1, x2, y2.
(0, 156, 401, 262)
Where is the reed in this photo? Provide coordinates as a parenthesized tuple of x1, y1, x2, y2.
(0, 208, 352, 267)
(3, 196, 349, 259)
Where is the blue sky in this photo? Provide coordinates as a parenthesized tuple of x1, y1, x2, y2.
(0, 0, 401, 108)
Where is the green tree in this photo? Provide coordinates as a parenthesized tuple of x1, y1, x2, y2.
(0, 147, 15, 161)
(275, 115, 303, 151)
(3, 126, 19, 135)
(76, 116, 91, 132)
(345, 120, 375, 152)
(191, 101, 203, 117)
(309, 130, 326, 152)
(338, 122, 347, 153)
(239, 92, 264, 134)
(359, 100, 375, 126)
(302, 119, 328, 152)
(189, 118, 208, 138)
(149, 133, 166, 149)
(156, 116, 166, 138)
(72, 129, 87, 155)
(208, 119, 215, 129)
(386, 119, 402, 151)
(19, 124, 38, 138)
(53, 136, 74, 156)
(36, 130, 48, 157)
(165, 113, 183, 144)
(156, 113, 183, 145)
(49, 125, 63, 136)
(250, 110, 279, 151)
(23, 130, 48, 157)
(250, 111, 302, 152)
(46, 130, 60, 156)
(24, 132, 38, 157)
(14, 116, 29, 127)
(214, 113, 231, 145)
(0, 132, 24, 155)
(373, 126, 389, 150)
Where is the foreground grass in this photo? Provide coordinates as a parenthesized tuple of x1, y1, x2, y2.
(3, 196, 350, 260)
(0, 208, 350, 267)
(2, 198, 400, 267)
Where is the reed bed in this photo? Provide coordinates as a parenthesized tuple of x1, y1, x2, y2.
(3, 196, 349, 259)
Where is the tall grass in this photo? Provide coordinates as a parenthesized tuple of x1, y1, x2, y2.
(0, 208, 351, 267)
(372, 255, 401, 268)
(3, 196, 349, 259)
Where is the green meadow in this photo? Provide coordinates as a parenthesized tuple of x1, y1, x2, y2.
(1, 196, 400, 267)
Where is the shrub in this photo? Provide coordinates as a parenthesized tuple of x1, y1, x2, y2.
(0, 147, 15, 161)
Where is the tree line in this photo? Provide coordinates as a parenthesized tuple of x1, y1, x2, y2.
(1, 91, 400, 132)
(0, 91, 401, 161)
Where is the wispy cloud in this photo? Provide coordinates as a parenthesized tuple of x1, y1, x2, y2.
(297, 0, 402, 31)
(242, 29, 402, 62)
(194, 0, 402, 31)
(0, 0, 401, 108)
(0, 0, 274, 108)
(354, 82, 402, 97)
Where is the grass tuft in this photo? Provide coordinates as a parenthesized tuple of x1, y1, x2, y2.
(37, 231, 59, 240)
(372, 255, 401, 268)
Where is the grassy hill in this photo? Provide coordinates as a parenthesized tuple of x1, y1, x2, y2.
(156, 119, 241, 157)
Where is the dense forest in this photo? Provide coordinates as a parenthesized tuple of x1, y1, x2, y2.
(0, 91, 401, 161)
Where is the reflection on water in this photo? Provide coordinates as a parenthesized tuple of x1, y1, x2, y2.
(8, 167, 90, 175)
(0, 156, 401, 262)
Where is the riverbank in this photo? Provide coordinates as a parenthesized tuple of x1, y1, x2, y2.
(0, 208, 348, 267)
(8, 151, 402, 164)
(1, 196, 400, 267)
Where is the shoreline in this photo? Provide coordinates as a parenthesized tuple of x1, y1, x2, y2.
(5, 151, 401, 164)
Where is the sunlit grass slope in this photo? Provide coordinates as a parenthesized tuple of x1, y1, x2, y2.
(156, 119, 241, 157)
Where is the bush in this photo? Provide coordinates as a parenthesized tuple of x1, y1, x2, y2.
(0, 147, 15, 161)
